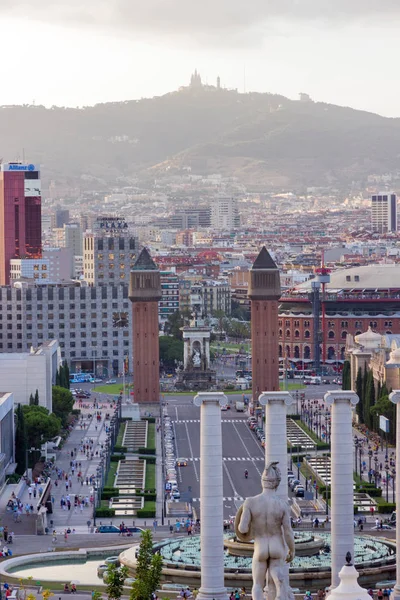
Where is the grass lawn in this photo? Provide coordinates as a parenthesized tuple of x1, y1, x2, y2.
(211, 342, 251, 354)
(93, 383, 125, 395)
(116, 422, 125, 446)
(145, 462, 156, 489)
(143, 500, 156, 512)
(147, 423, 156, 450)
(106, 461, 118, 488)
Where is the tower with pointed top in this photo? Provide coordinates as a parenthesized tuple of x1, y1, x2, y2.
(129, 248, 162, 404)
(248, 247, 281, 397)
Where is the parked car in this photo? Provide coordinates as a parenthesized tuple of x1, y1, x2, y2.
(106, 379, 117, 384)
(97, 525, 144, 534)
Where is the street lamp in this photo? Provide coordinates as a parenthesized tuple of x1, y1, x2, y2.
(368, 447, 373, 483)
(391, 467, 396, 504)
(374, 457, 379, 487)
(359, 448, 364, 480)
(385, 461, 389, 502)
(354, 438, 360, 477)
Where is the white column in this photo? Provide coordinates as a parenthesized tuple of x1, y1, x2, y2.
(324, 391, 359, 590)
(389, 391, 400, 600)
(194, 392, 228, 600)
(258, 391, 293, 501)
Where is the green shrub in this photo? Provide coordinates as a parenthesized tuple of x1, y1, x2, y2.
(375, 502, 396, 513)
(136, 509, 156, 518)
(95, 508, 115, 518)
(144, 456, 156, 464)
(110, 454, 125, 462)
(142, 417, 156, 423)
(101, 490, 120, 500)
(356, 487, 382, 497)
(137, 448, 156, 455)
(114, 446, 127, 453)
(134, 493, 156, 501)
(71, 409, 81, 416)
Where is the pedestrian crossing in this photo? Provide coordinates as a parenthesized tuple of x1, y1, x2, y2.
(173, 419, 247, 424)
(191, 496, 244, 502)
(189, 456, 264, 462)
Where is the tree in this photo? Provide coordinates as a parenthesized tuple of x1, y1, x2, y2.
(363, 370, 375, 430)
(52, 386, 74, 426)
(106, 563, 128, 600)
(29, 393, 35, 406)
(56, 370, 61, 386)
(130, 530, 162, 600)
(34, 389, 39, 406)
(22, 405, 61, 449)
(164, 309, 191, 340)
(159, 336, 183, 368)
(342, 361, 351, 390)
(355, 367, 363, 421)
(15, 404, 27, 475)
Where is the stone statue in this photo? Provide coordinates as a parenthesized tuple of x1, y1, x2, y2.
(235, 462, 295, 600)
(192, 348, 201, 367)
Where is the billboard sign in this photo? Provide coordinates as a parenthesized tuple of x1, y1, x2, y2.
(379, 415, 390, 433)
(1, 163, 38, 172)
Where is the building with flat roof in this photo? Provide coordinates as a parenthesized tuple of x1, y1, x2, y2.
(0, 341, 60, 412)
(0, 163, 42, 285)
(211, 197, 240, 231)
(279, 264, 400, 368)
(371, 193, 397, 233)
(0, 393, 15, 486)
(83, 217, 136, 285)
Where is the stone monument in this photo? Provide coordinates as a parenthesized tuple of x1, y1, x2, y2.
(235, 462, 295, 600)
(176, 314, 216, 390)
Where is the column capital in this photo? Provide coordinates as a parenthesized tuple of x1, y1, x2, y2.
(324, 390, 359, 407)
(193, 392, 228, 408)
(258, 391, 294, 407)
(389, 391, 400, 404)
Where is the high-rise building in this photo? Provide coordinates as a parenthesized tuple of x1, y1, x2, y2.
(169, 208, 211, 229)
(211, 197, 240, 231)
(248, 247, 281, 396)
(83, 217, 136, 285)
(0, 163, 42, 285)
(63, 223, 83, 257)
(55, 208, 70, 228)
(371, 193, 397, 233)
(129, 248, 161, 403)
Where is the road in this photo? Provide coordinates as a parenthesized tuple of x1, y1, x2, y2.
(167, 398, 265, 519)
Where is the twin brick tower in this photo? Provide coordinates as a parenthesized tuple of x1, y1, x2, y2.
(129, 246, 280, 403)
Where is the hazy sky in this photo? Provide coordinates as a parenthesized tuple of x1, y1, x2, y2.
(1, 1, 400, 116)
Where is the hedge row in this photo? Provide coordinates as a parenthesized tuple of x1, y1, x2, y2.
(142, 417, 156, 423)
(137, 447, 156, 455)
(114, 446, 128, 453)
(136, 509, 156, 518)
(111, 454, 125, 462)
(95, 508, 116, 517)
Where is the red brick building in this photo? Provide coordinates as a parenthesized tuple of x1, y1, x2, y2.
(279, 264, 400, 368)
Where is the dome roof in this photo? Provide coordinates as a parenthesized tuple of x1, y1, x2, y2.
(354, 327, 381, 349)
(387, 347, 400, 365)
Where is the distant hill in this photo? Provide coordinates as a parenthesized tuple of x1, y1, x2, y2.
(1, 87, 400, 188)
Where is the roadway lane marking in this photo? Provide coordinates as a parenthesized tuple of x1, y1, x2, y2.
(223, 461, 241, 500)
(191, 496, 244, 502)
(185, 422, 199, 483)
(172, 421, 183, 484)
(232, 421, 264, 476)
(171, 419, 247, 423)
(188, 457, 264, 461)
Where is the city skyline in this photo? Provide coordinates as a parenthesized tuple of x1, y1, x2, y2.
(1, 2, 400, 116)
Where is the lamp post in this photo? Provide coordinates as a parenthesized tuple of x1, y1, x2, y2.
(385, 461, 389, 503)
(374, 457, 379, 487)
(392, 468, 396, 504)
(359, 448, 363, 480)
(354, 438, 360, 477)
(368, 447, 373, 483)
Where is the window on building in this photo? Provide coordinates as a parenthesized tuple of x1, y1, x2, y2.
(341, 330, 348, 339)
(341, 321, 348, 328)
(304, 320, 310, 327)
(304, 330, 310, 339)
(328, 330, 335, 339)
(294, 330, 300, 338)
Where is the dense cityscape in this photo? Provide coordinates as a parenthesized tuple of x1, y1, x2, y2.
(1, 60, 400, 600)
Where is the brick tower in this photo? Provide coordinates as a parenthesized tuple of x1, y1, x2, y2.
(129, 248, 162, 403)
(248, 246, 281, 397)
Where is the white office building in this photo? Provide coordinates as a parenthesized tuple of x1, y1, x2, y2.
(211, 197, 240, 231)
(371, 193, 397, 233)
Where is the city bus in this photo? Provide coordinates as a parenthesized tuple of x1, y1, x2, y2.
(70, 373, 93, 384)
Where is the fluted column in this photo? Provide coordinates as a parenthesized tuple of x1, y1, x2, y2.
(194, 392, 228, 600)
(389, 391, 400, 600)
(324, 391, 359, 589)
(258, 391, 294, 501)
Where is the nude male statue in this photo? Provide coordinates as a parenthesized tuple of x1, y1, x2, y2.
(235, 462, 295, 600)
